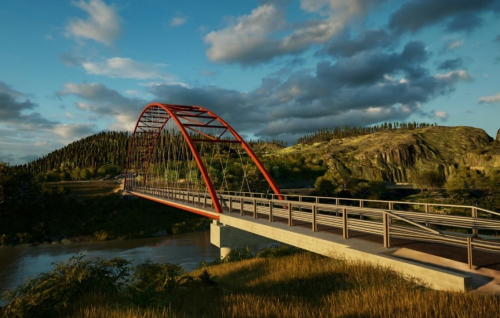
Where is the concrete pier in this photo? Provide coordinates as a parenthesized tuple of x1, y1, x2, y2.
(210, 220, 278, 258)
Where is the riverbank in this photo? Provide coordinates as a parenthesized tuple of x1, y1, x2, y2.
(2, 248, 499, 318)
(0, 190, 210, 246)
(0, 231, 220, 298)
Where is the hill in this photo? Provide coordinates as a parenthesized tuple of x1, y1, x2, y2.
(278, 125, 500, 183)
(16, 125, 500, 184)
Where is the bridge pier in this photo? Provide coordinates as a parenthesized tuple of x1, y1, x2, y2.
(210, 220, 278, 258)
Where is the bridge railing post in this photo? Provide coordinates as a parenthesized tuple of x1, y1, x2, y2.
(240, 198, 244, 216)
(383, 212, 390, 248)
(425, 204, 430, 227)
(342, 208, 348, 239)
(467, 237, 473, 269)
(288, 202, 293, 227)
(359, 200, 364, 220)
(229, 197, 233, 213)
(312, 205, 317, 232)
(269, 201, 273, 222)
(472, 208, 478, 238)
(388, 201, 393, 224)
(253, 199, 257, 219)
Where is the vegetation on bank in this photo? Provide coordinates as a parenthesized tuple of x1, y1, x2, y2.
(0, 163, 208, 245)
(2, 247, 499, 318)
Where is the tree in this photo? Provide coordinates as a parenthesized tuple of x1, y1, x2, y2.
(314, 170, 342, 197)
(412, 169, 444, 194)
(0, 162, 41, 218)
(445, 167, 482, 201)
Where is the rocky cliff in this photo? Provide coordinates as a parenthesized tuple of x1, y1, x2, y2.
(279, 126, 500, 183)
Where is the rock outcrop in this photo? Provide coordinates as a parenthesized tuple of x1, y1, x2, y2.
(280, 126, 500, 183)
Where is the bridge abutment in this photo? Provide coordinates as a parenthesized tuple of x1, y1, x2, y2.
(210, 220, 278, 258)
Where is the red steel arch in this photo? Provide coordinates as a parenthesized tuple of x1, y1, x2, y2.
(125, 103, 283, 214)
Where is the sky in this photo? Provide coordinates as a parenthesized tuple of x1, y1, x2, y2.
(1, 0, 500, 165)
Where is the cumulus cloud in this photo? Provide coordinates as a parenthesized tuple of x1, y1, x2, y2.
(66, 0, 121, 45)
(53, 123, 98, 139)
(442, 39, 464, 51)
(204, 0, 384, 65)
(433, 110, 449, 121)
(446, 13, 483, 32)
(321, 28, 393, 57)
(146, 40, 472, 142)
(478, 92, 500, 104)
(434, 70, 472, 82)
(57, 82, 145, 130)
(170, 13, 187, 27)
(59, 52, 84, 66)
(82, 57, 170, 80)
(437, 58, 464, 70)
(0, 81, 58, 129)
(389, 0, 495, 34)
(317, 41, 429, 86)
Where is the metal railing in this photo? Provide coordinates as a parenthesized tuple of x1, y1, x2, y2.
(129, 187, 500, 269)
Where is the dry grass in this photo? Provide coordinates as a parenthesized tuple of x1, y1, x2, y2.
(66, 253, 500, 318)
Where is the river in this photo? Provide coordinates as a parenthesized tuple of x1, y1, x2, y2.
(0, 231, 219, 296)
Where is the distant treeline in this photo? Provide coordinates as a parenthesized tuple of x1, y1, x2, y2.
(20, 131, 130, 176)
(248, 139, 287, 148)
(297, 122, 437, 145)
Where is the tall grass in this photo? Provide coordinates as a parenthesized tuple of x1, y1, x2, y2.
(3, 251, 499, 318)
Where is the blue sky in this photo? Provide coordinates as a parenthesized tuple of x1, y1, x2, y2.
(1, 0, 499, 165)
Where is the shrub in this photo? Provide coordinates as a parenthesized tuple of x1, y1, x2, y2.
(1, 255, 131, 317)
(128, 260, 189, 307)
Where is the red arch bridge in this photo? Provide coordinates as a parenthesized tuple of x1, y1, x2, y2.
(124, 103, 500, 292)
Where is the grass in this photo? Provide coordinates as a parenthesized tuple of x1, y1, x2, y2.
(15, 252, 494, 318)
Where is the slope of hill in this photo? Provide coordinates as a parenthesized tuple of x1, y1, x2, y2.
(21, 131, 130, 174)
(18, 126, 500, 184)
(278, 126, 500, 182)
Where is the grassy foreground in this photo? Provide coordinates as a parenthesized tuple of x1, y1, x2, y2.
(3, 249, 498, 318)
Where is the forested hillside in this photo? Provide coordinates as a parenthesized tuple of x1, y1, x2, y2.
(18, 131, 130, 181)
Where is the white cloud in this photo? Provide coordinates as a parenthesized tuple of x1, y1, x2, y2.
(204, 4, 286, 64)
(204, 1, 380, 65)
(170, 14, 187, 27)
(435, 70, 472, 81)
(35, 141, 49, 146)
(52, 123, 97, 139)
(66, 0, 121, 45)
(435, 110, 449, 120)
(478, 92, 500, 104)
(82, 57, 170, 80)
(445, 40, 464, 51)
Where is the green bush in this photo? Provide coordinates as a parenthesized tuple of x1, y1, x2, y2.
(1, 255, 131, 318)
(128, 260, 189, 307)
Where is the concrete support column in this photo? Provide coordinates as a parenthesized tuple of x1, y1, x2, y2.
(210, 220, 278, 259)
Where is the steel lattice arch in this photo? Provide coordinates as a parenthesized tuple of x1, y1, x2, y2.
(125, 103, 282, 216)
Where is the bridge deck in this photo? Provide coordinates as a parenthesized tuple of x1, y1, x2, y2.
(126, 187, 500, 292)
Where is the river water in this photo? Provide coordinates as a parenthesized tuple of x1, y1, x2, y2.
(0, 231, 219, 296)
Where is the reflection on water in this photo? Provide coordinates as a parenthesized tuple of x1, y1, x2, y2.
(0, 231, 219, 295)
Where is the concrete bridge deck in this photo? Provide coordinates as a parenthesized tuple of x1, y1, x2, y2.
(128, 189, 500, 293)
